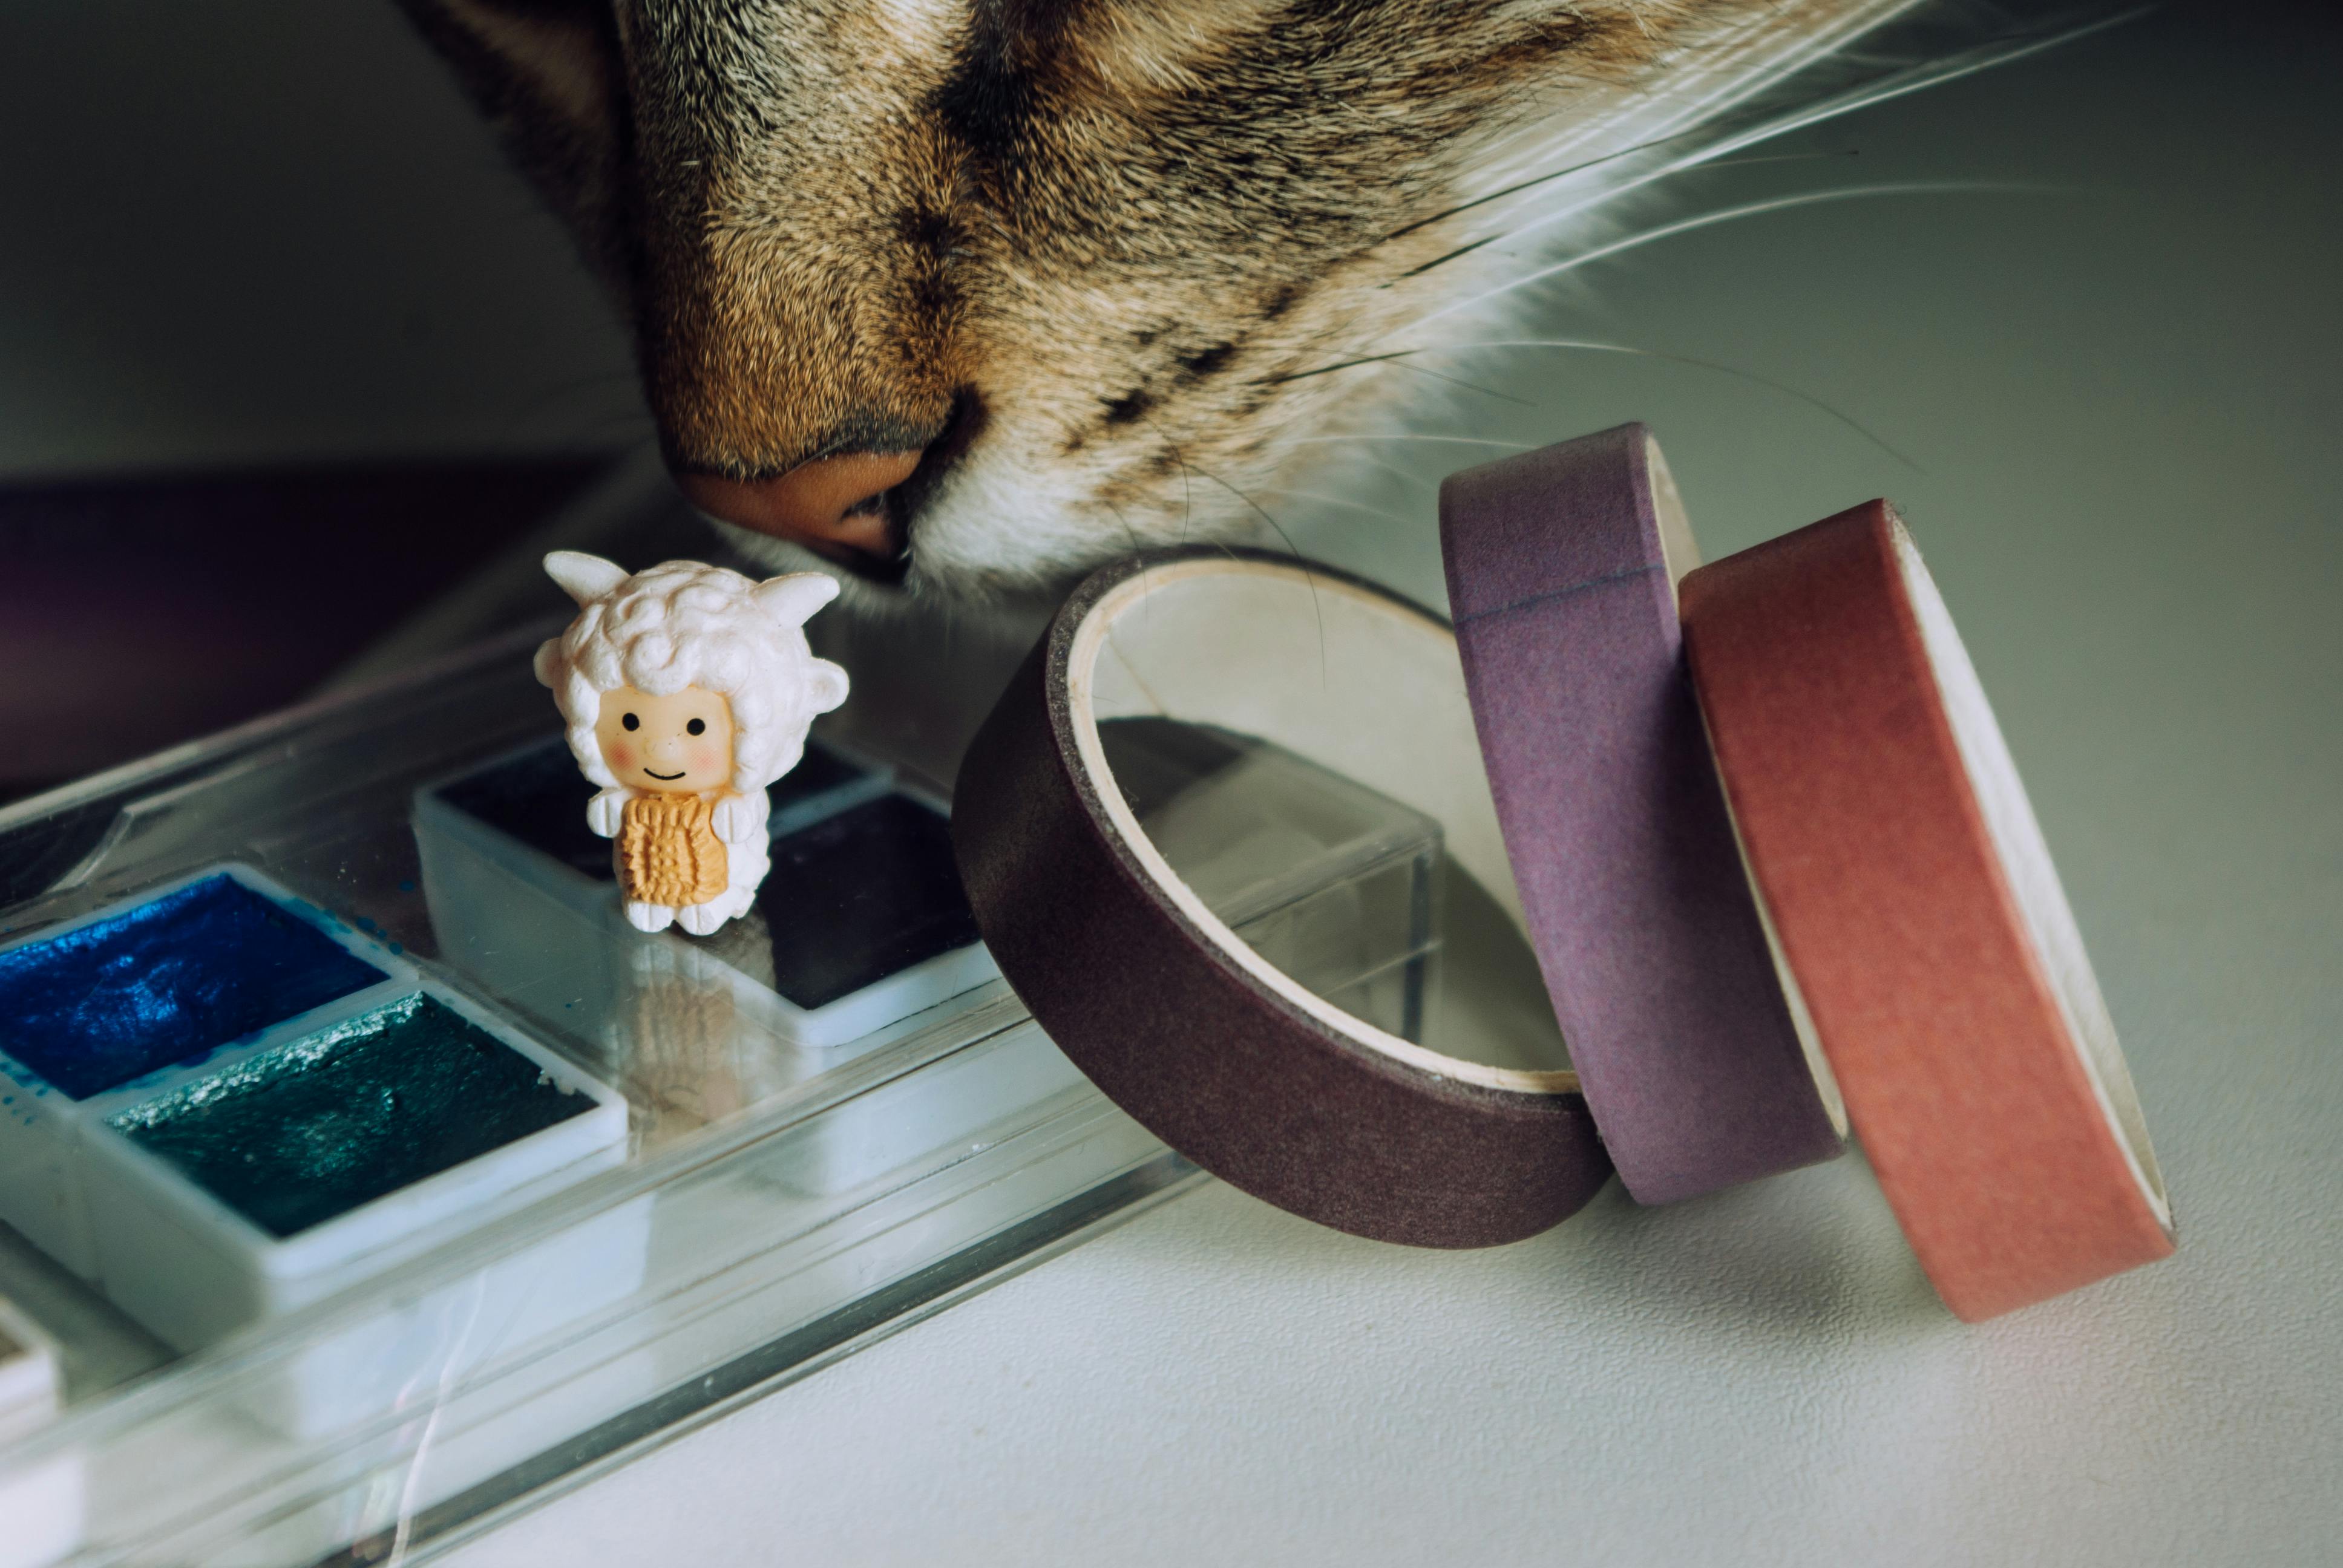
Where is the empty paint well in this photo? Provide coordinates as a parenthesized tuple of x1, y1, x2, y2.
(698, 794, 985, 1012)
(432, 743, 975, 1014)
(108, 993, 594, 1238)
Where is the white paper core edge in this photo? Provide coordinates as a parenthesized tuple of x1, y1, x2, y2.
(1066, 558, 1579, 1097)
(1647, 434, 1850, 1138)
(1892, 520, 2172, 1233)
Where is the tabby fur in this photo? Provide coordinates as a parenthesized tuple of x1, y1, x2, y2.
(396, 0, 1913, 601)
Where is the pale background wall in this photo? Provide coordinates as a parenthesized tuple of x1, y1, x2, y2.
(0, 0, 646, 477)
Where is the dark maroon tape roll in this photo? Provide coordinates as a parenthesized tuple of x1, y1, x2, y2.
(951, 550, 1611, 1249)
(1438, 424, 1843, 1203)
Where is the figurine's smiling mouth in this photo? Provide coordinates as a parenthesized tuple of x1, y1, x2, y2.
(643, 768, 686, 780)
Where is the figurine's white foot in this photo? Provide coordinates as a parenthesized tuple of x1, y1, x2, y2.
(675, 900, 729, 936)
(624, 900, 675, 933)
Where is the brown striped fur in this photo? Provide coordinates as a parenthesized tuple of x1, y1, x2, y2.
(396, 0, 1896, 600)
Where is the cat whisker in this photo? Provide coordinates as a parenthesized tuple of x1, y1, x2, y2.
(1377, 125, 1719, 247)
(1691, 151, 1866, 172)
(1359, 451, 1435, 489)
(1397, 235, 1499, 281)
(1380, 360, 1537, 407)
(1436, 338, 1920, 469)
(1396, 11, 2135, 284)
(1743, 9, 2149, 150)
(1133, 416, 1251, 585)
(1262, 330, 1904, 468)
(1325, 449, 1440, 495)
(1395, 181, 2063, 337)
(1288, 435, 1536, 451)
(1257, 351, 1419, 387)
(1396, 150, 1869, 281)
(1155, 446, 1330, 684)
(1100, 496, 1148, 560)
(1158, 430, 1196, 549)
(1249, 488, 1420, 531)
(1369, 64, 1889, 252)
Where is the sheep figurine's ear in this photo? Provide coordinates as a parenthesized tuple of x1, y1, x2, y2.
(806, 657, 851, 715)
(545, 550, 629, 606)
(752, 571, 841, 629)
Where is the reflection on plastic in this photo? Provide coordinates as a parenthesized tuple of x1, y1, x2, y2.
(418, 740, 996, 1048)
(1100, 717, 1443, 1044)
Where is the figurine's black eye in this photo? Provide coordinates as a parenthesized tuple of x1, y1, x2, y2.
(686, 717, 706, 736)
(621, 712, 640, 731)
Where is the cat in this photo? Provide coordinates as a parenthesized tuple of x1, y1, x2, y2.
(393, 0, 1981, 604)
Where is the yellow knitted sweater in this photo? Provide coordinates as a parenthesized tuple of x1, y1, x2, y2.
(619, 792, 729, 906)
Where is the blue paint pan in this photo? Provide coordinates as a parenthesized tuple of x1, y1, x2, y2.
(0, 871, 393, 1100)
(0, 864, 411, 1278)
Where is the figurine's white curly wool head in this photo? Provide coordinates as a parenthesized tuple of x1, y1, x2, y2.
(534, 552, 849, 795)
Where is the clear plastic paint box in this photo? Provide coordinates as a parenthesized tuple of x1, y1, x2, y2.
(0, 617, 1444, 1567)
(413, 739, 997, 1050)
(0, 1298, 74, 1568)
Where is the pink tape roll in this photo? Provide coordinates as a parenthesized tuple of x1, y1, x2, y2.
(1681, 501, 2175, 1320)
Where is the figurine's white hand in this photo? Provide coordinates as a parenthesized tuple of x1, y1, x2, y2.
(711, 791, 767, 844)
(586, 788, 630, 838)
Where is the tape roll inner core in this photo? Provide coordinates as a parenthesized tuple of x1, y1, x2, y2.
(1658, 424, 1847, 1138)
(1644, 430, 1703, 580)
(1651, 429, 1846, 1140)
(1892, 523, 2171, 1229)
(1065, 557, 1576, 1094)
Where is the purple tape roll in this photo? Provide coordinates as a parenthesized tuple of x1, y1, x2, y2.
(1438, 424, 1844, 1202)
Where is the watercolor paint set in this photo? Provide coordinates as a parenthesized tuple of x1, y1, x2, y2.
(0, 864, 638, 1442)
(0, 604, 1441, 1564)
(84, 981, 630, 1348)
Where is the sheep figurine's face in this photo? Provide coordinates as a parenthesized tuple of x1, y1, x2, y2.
(534, 550, 850, 803)
(594, 686, 736, 796)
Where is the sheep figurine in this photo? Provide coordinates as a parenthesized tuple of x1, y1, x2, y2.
(534, 551, 849, 936)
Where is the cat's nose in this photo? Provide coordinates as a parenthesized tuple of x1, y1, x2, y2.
(678, 450, 922, 563)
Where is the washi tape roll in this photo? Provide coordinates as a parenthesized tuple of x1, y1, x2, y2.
(1680, 501, 2174, 1320)
(1440, 425, 1846, 1203)
(952, 551, 1611, 1248)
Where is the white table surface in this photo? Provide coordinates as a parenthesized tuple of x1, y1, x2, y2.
(5, 5, 2336, 1564)
(439, 11, 2341, 1566)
